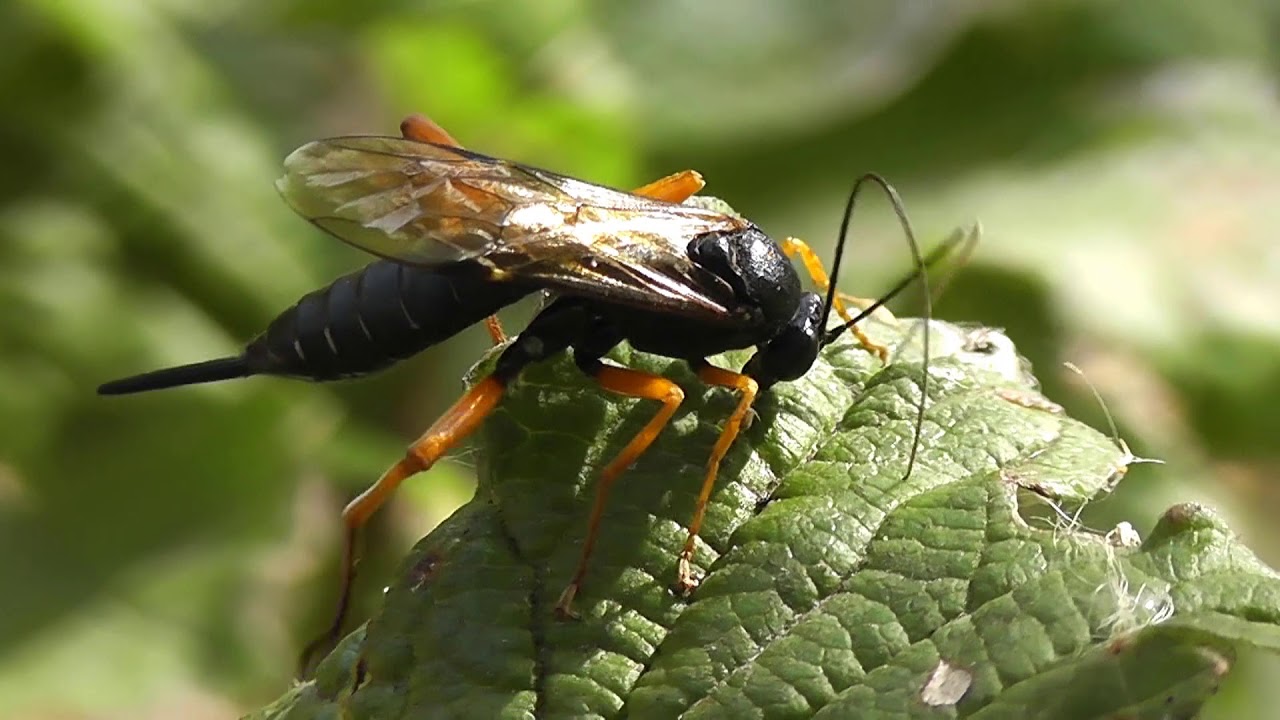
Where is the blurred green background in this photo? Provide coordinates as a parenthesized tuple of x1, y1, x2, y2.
(2, 0, 1279, 717)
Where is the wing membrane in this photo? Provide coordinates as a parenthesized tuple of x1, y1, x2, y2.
(276, 136, 747, 319)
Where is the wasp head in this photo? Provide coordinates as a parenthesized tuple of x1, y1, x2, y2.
(742, 292, 823, 389)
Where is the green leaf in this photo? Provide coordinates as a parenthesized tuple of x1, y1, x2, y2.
(252, 312, 1280, 719)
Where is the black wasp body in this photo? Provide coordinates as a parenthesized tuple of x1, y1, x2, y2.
(489, 224, 824, 391)
(234, 260, 527, 384)
(100, 121, 930, 671)
(263, 222, 819, 391)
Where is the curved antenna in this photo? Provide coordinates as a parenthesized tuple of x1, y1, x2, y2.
(927, 223, 980, 306)
(817, 173, 931, 480)
(821, 223, 975, 346)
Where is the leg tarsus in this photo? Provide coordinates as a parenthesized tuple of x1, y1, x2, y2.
(675, 556, 697, 596)
(554, 584, 581, 620)
(297, 526, 358, 678)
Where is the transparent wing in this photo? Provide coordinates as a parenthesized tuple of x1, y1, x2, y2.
(276, 136, 748, 319)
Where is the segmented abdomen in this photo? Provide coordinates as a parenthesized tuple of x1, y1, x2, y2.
(245, 260, 531, 381)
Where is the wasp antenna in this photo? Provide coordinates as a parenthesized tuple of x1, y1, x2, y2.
(1063, 362, 1123, 453)
(817, 173, 931, 479)
(820, 224, 968, 348)
(819, 175, 930, 346)
(928, 223, 981, 306)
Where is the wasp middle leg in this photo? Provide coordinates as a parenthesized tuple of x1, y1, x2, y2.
(300, 297, 589, 675)
(554, 359, 684, 618)
(674, 361, 759, 593)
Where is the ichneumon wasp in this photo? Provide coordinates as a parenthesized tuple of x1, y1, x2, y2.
(99, 114, 957, 673)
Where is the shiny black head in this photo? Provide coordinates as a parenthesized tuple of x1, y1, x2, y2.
(741, 292, 823, 389)
(688, 226, 802, 333)
(737, 172, 936, 389)
(741, 173, 937, 480)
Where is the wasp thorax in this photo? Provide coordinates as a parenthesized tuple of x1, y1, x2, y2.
(688, 226, 803, 332)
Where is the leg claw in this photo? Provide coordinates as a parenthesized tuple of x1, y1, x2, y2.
(554, 583, 581, 620)
(852, 325, 890, 363)
(675, 556, 700, 596)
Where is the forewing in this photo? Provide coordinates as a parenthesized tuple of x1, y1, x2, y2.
(277, 136, 532, 265)
(277, 136, 746, 319)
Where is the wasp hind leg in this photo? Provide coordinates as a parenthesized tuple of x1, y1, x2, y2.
(473, 164, 704, 348)
(632, 169, 705, 204)
(780, 237, 890, 362)
(673, 361, 759, 594)
(555, 358, 685, 619)
(299, 300, 587, 676)
(474, 165, 705, 347)
(298, 375, 506, 676)
(399, 113, 463, 148)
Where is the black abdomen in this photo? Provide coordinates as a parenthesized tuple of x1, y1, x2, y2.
(246, 261, 532, 381)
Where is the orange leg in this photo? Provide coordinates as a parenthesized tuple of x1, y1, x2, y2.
(299, 375, 506, 675)
(474, 167, 701, 347)
(673, 364, 759, 594)
(399, 113, 463, 148)
(401, 113, 705, 205)
(632, 169, 706, 203)
(780, 237, 889, 362)
(555, 366, 685, 618)
(481, 316, 508, 345)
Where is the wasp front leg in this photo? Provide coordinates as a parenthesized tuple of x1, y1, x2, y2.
(780, 237, 890, 362)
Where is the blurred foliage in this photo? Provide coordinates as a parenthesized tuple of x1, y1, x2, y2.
(1, 0, 1278, 717)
